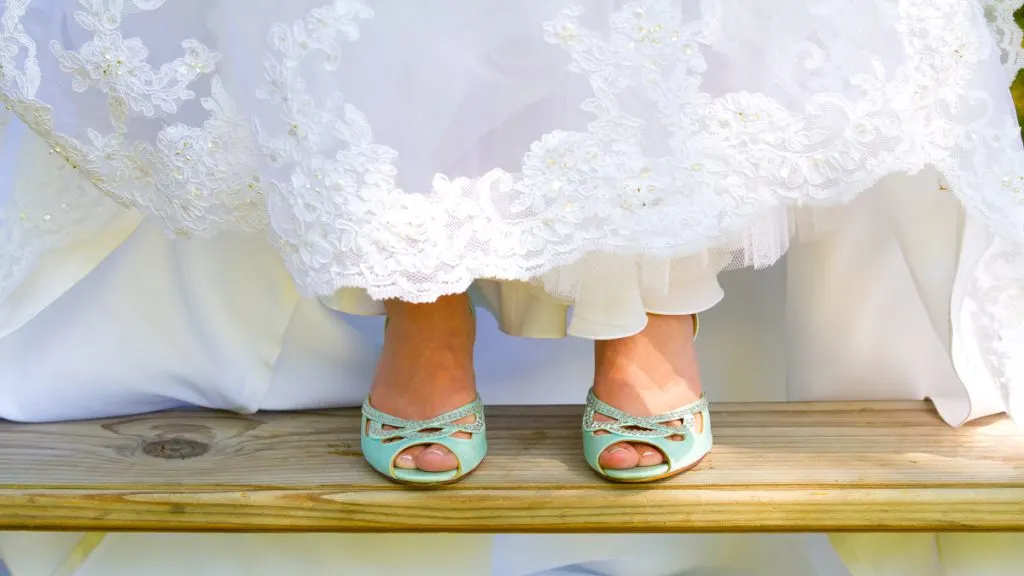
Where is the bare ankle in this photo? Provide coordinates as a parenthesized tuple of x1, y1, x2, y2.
(384, 293, 473, 323)
(371, 293, 477, 418)
(593, 312, 702, 409)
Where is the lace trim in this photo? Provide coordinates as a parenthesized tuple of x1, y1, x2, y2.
(247, 0, 1024, 304)
(966, 236, 1024, 420)
(981, 0, 1024, 82)
(0, 0, 265, 238)
(0, 0, 1021, 300)
(0, 111, 123, 301)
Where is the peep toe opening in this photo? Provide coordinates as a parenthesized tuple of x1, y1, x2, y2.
(361, 396, 487, 484)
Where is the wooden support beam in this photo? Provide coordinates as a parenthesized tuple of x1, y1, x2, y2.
(0, 402, 1021, 532)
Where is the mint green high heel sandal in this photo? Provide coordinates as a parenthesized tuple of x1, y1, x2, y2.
(361, 396, 487, 485)
(582, 314, 712, 483)
(361, 302, 487, 485)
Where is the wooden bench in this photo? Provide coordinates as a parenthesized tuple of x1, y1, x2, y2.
(0, 401, 1022, 533)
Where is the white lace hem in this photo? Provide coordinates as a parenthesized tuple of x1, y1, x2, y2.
(0, 0, 1022, 303)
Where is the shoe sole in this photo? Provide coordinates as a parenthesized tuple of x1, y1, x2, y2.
(370, 463, 481, 487)
(594, 452, 709, 484)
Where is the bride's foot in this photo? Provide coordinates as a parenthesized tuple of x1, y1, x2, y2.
(591, 313, 704, 471)
(367, 293, 478, 473)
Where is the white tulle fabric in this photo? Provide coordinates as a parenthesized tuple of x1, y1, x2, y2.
(3, 1, 1024, 411)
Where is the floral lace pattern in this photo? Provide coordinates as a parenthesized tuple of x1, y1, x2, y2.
(0, 109, 122, 301)
(968, 235, 1024, 421)
(981, 0, 1024, 81)
(1, 0, 1021, 295)
(2, 0, 1024, 415)
(243, 0, 1024, 301)
(0, 0, 265, 239)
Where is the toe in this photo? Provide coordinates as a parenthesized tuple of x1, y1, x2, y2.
(633, 443, 664, 467)
(594, 412, 643, 469)
(632, 417, 683, 467)
(409, 414, 474, 473)
(599, 442, 640, 469)
(415, 443, 460, 472)
(394, 445, 425, 469)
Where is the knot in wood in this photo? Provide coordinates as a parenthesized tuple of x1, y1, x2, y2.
(142, 438, 209, 460)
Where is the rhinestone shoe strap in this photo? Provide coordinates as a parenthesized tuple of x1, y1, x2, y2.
(363, 397, 485, 441)
(583, 389, 707, 438)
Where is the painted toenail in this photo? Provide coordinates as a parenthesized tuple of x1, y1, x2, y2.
(424, 448, 446, 457)
(397, 454, 414, 463)
(608, 446, 628, 454)
(641, 450, 657, 457)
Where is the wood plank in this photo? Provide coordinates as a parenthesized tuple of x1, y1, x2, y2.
(0, 402, 1022, 532)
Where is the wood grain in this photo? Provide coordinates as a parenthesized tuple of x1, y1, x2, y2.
(1, 402, 1022, 532)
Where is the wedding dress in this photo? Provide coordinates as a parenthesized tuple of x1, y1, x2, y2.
(4, 0, 1024, 421)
